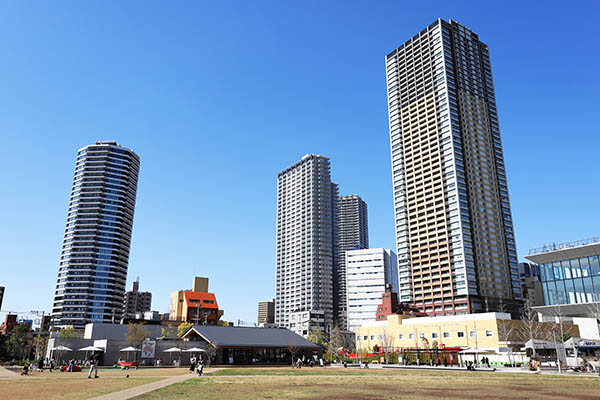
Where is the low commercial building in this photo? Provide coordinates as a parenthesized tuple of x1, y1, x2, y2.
(181, 325, 320, 364)
(46, 323, 319, 366)
(355, 312, 580, 363)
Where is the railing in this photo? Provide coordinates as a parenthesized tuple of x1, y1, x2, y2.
(528, 237, 600, 255)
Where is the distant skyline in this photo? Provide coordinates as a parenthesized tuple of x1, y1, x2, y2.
(1, 1, 599, 324)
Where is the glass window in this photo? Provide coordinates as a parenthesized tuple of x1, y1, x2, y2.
(443, 332, 450, 338)
(399, 333, 404, 340)
(564, 279, 576, 304)
(419, 333, 425, 339)
(547, 280, 558, 305)
(540, 263, 547, 281)
(590, 256, 600, 276)
(364, 336, 368, 340)
(574, 278, 586, 303)
(569, 259, 582, 278)
(485, 330, 493, 337)
(583, 277, 595, 302)
(457, 331, 465, 338)
(370, 335, 375, 340)
(409, 333, 414, 339)
(580, 257, 591, 277)
(432, 332, 438, 339)
(553, 262, 563, 280)
(469, 330, 477, 338)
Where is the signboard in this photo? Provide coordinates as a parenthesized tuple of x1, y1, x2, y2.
(141, 340, 156, 359)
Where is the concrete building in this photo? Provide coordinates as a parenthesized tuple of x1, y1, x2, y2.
(0, 286, 4, 311)
(123, 278, 152, 316)
(355, 312, 580, 364)
(169, 277, 223, 324)
(335, 195, 369, 330)
(51, 141, 140, 329)
(257, 299, 275, 325)
(275, 154, 337, 335)
(346, 248, 398, 331)
(386, 19, 522, 316)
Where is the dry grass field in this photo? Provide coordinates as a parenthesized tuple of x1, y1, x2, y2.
(0, 367, 189, 399)
(135, 367, 600, 400)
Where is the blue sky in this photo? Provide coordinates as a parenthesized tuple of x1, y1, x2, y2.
(1, 1, 599, 324)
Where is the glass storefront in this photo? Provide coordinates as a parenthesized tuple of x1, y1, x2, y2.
(539, 255, 600, 305)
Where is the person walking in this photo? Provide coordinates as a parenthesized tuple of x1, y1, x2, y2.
(49, 359, 55, 373)
(189, 355, 197, 374)
(196, 358, 204, 376)
(87, 353, 99, 379)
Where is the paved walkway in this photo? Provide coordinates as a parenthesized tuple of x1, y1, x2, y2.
(0, 366, 19, 379)
(90, 368, 219, 400)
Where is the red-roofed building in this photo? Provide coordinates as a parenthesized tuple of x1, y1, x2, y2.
(169, 277, 223, 324)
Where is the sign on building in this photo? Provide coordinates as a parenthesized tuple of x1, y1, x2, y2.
(141, 340, 156, 359)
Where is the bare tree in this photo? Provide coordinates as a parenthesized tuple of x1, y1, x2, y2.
(518, 297, 543, 358)
(380, 328, 395, 364)
(328, 326, 344, 361)
(497, 299, 516, 366)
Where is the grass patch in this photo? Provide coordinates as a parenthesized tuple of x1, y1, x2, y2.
(136, 368, 600, 400)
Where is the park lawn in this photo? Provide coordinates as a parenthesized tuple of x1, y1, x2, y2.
(135, 368, 600, 400)
(0, 368, 191, 400)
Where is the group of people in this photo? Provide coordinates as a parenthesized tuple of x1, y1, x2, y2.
(188, 355, 204, 376)
(21, 359, 56, 375)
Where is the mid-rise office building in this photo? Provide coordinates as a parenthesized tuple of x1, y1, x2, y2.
(50, 142, 140, 329)
(275, 154, 337, 336)
(386, 19, 522, 316)
(123, 278, 152, 316)
(346, 248, 398, 331)
(257, 299, 275, 325)
(518, 262, 544, 307)
(335, 195, 369, 329)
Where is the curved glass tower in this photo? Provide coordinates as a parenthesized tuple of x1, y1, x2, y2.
(51, 141, 140, 329)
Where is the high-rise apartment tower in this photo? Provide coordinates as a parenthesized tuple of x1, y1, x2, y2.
(275, 154, 338, 336)
(386, 19, 522, 316)
(257, 299, 275, 325)
(335, 195, 369, 329)
(51, 141, 140, 329)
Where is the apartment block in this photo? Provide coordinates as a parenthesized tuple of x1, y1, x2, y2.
(386, 19, 522, 316)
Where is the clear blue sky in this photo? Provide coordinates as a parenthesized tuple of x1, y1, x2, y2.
(1, 1, 599, 324)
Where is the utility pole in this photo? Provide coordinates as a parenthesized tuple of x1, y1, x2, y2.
(32, 310, 45, 361)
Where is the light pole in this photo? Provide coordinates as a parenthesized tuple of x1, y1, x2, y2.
(31, 310, 46, 361)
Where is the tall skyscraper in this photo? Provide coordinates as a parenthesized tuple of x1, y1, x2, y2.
(123, 278, 152, 316)
(51, 141, 140, 329)
(335, 195, 369, 329)
(275, 154, 337, 336)
(386, 19, 522, 316)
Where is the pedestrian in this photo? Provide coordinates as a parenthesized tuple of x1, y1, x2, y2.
(21, 364, 29, 375)
(189, 355, 197, 373)
(87, 353, 99, 379)
(535, 360, 542, 374)
(68, 359, 74, 372)
(196, 358, 204, 376)
(37, 359, 44, 372)
(49, 359, 55, 373)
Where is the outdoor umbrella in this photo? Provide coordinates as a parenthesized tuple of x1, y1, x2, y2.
(119, 346, 139, 362)
(163, 347, 182, 366)
(78, 346, 104, 362)
(52, 345, 72, 365)
(183, 347, 206, 352)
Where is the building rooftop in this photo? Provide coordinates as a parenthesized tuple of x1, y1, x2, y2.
(526, 237, 600, 264)
(182, 325, 319, 349)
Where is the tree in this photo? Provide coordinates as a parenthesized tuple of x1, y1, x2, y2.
(177, 322, 193, 338)
(7, 323, 30, 360)
(327, 326, 344, 360)
(307, 329, 328, 348)
(380, 328, 395, 364)
(497, 299, 517, 366)
(58, 326, 78, 339)
(518, 297, 543, 358)
(125, 323, 150, 360)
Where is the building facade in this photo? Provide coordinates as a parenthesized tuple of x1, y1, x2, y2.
(275, 154, 338, 335)
(51, 141, 140, 329)
(335, 195, 369, 330)
(169, 277, 223, 325)
(0, 286, 4, 311)
(258, 299, 275, 325)
(526, 238, 600, 306)
(386, 19, 522, 316)
(518, 262, 544, 307)
(346, 248, 398, 331)
(123, 278, 152, 316)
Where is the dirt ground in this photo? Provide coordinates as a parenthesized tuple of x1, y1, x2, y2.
(135, 367, 600, 400)
(0, 367, 191, 399)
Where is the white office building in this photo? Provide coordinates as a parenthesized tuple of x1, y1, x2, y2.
(346, 248, 398, 331)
